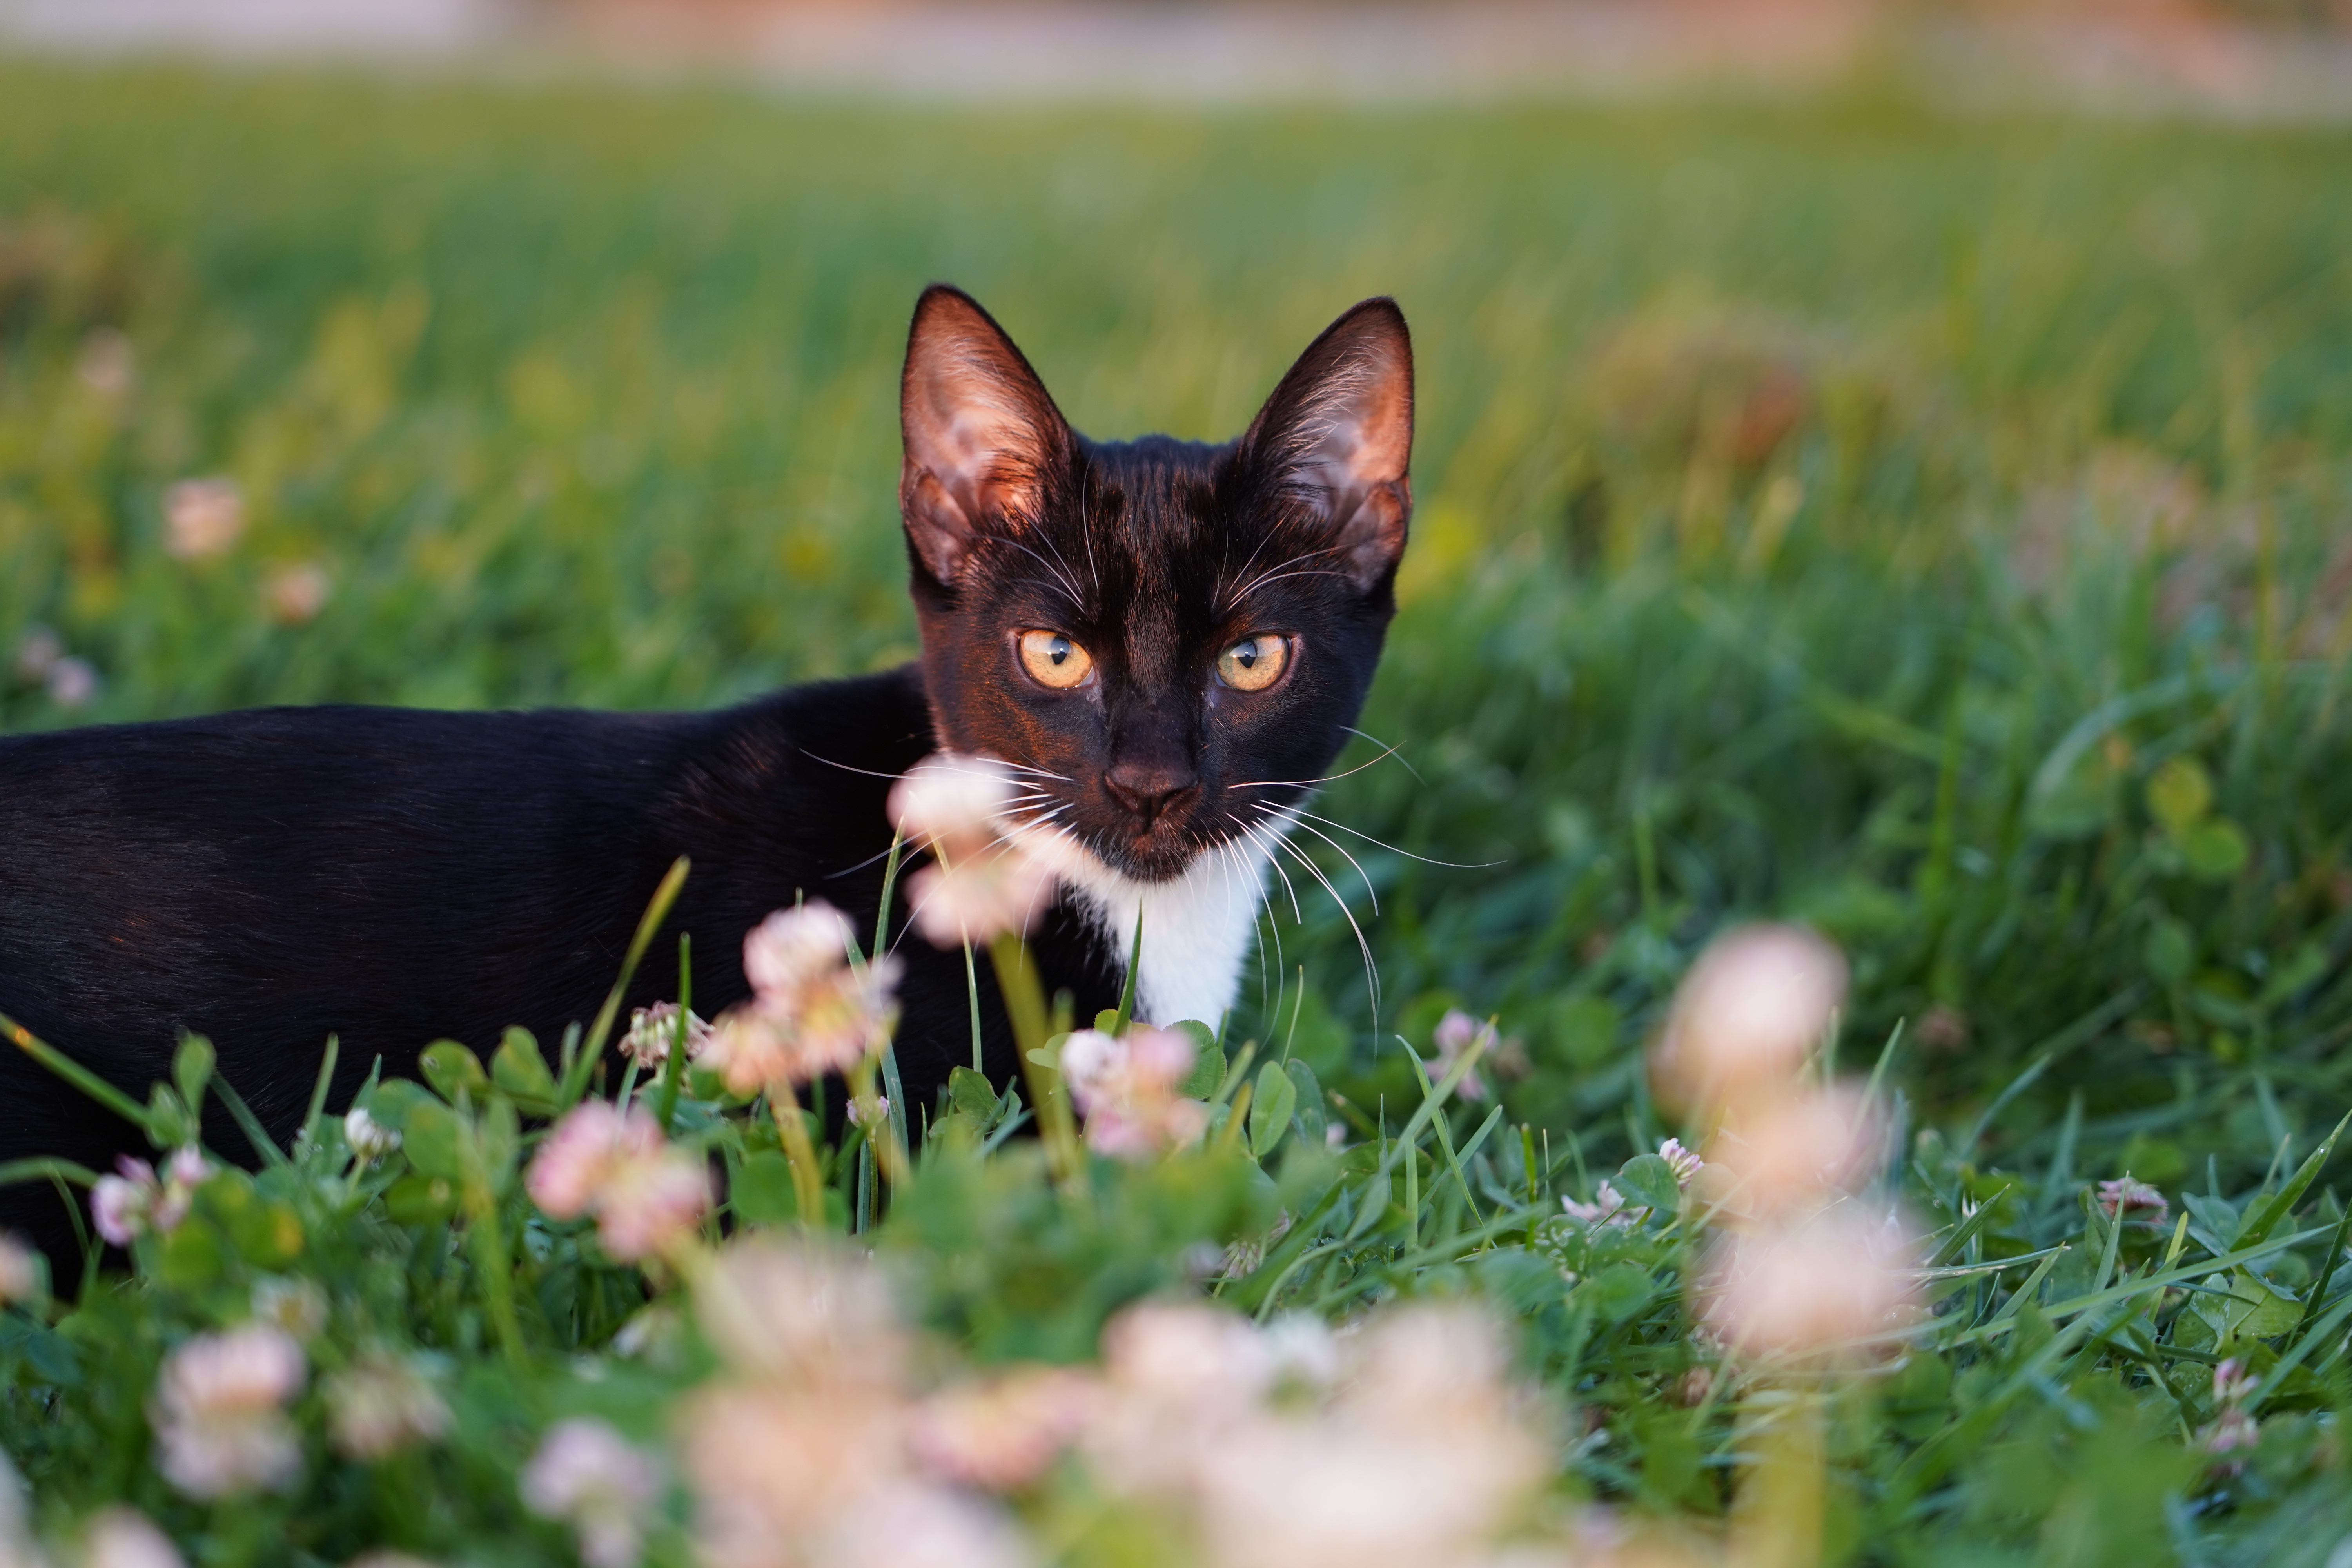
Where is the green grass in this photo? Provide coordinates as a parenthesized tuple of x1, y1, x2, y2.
(6, 58, 2352, 1565)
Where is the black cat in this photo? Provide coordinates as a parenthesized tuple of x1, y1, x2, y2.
(0, 285, 1413, 1268)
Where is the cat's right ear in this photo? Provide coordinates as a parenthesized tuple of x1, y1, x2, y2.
(899, 285, 1071, 586)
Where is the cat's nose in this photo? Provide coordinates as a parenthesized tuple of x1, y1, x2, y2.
(1103, 759, 1200, 826)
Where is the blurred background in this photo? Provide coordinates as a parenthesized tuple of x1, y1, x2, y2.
(3, 0, 2350, 1182)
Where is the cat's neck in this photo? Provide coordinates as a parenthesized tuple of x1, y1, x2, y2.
(1034, 813, 1292, 1032)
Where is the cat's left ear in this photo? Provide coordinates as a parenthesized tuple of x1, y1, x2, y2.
(899, 285, 1073, 586)
(1241, 298, 1414, 593)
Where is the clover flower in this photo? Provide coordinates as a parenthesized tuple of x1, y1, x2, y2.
(0, 1232, 40, 1307)
(343, 1107, 401, 1163)
(1657, 1137, 1703, 1186)
(911, 1367, 1100, 1492)
(1429, 1009, 1497, 1100)
(525, 1101, 711, 1262)
(1651, 924, 1847, 1115)
(90, 1149, 209, 1248)
(846, 1093, 891, 1129)
(326, 1352, 451, 1460)
(1562, 1181, 1639, 1228)
(621, 1002, 711, 1071)
(700, 904, 900, 1093)
(1059, 1027, 1209, 1158)
(163, 477, 245, 560)
(1698, 1206, 1920, 1359)
(683, 1245, 920, 1568)
(1701, 1086, 1882, 1218)
(150, 1325, 306, 1498)
(82, 1508, 185, 1568)
(2097, 1176, 2168, 1225)
(1087, 1302, 1548, 1568)
(889, 753, 1057, 947)
(522, 1418, 662, 1568)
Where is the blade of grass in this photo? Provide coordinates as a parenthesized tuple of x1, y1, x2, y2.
(561, 856, 690, 1107)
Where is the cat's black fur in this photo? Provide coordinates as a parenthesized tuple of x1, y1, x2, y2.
(0, 285, 1412, 1274)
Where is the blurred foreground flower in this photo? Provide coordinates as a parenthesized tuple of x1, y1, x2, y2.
(522, 1418, 661, 1568)
(1700, 1087, 1880, 1218)
(1060, 1027, 1208, 1158)
(0, 1232, 39, 1306)
(1093, 1302, 1550, 1568)
(701, 904, 899, 1092)
(526, 1101, 710, 1261)
(1651, 924, 1846, 1116)
(326, 1352, 451, 1460)
(1699, 1207, 1920, 1359)
(82, 1508, 185, 1568)
(90, 1148, 208, 1247)
(912, 1367, 1099, 1492)
(890, 753, 1056, 946)
(150, 1324, 306, 1498)
(163, 478, 245, 561)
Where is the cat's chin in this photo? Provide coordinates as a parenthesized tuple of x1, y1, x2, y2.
(1022, 821, 1202, 887)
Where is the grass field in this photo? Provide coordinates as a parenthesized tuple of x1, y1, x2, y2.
(6, 58, 2352, 1566)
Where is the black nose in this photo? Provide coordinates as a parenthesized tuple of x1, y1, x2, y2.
(1103, 760, 1199, 826)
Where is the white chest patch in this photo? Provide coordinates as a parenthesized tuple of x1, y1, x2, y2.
(1034, 817, 1291, 1029)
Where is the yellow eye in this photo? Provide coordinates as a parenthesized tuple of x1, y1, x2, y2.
(1018, 629, 1094, 689)
(1216, 634, 1290, 692)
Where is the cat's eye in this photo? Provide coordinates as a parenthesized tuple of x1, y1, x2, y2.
(1216, 634, 1290, 693)
(1018, 629, 1095, 690)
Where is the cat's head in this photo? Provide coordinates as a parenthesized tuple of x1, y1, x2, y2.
(898, 285, 1412, 884)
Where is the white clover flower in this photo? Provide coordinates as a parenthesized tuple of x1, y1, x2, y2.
(911, 1367, 1099, 1492)
(889, 753, 1058, 947)
(82, 1508, 185, 1568)
(1060, 1027, 1208, 1159)
(326, 1352, 451, 1461)
(1701, 1086, 1882, 1218)
(150, 1325, 307, 1498)
(524, 1102, 710, 1263)
(1651, 924, 1848, 1115)
(46, 657, 100, 710)
(522, 1419, 662, 1568)
(89, 1151, 206, 1247)
(1698, 1206, 1920, 1359)
(621, 1002, 711, 1070)
(1430, 1009, 1497, 1100)
(1561, 1181, 1640, 1228)
(1657, 1137, 1703, 1187)
(701, 906, 901, 1093)
(343, 1107, 401, 1163)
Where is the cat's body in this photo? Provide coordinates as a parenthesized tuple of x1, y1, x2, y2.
(0, 286, 1414, 1273)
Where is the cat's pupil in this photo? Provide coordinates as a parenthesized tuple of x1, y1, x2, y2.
(1048, 637, 1071, 665)
(1234, 641, 1259, 668)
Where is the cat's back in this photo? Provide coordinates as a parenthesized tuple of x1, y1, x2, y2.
(0, 669, 932, 1111)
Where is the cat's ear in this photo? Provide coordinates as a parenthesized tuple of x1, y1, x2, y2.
(1241, 298, 1414, 593)
(899, 285, 1072, 585)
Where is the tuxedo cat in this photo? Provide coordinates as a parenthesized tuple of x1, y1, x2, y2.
(0, 285, 1413, 1267)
